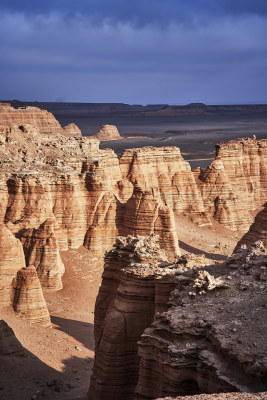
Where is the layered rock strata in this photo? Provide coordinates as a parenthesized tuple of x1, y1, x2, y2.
(136, 241, 267, 399)
(235, 203, 267, 249)
(196, 138, 267, 230)
(118, 189, 180, 260)
(0, 224, 26, 306)
(89, 238, 267, 400)
(120, 147, 211, 227)
(18, 218, 65, 291)
(92, 124, 122, 140)
(63, 122, 82, 137)
(12, 265, 51, 327)
(89, 236, 211, 400)
(0, 102, 67, 136)
(89, 235, 170, 400)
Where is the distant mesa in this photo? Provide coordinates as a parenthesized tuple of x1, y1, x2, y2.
(90, 124, 122, 141)
(0, 102, 81, 137)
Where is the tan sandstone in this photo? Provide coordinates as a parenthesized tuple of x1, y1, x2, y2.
(92, 124, 122, 140)
(12, 265, 51, 327)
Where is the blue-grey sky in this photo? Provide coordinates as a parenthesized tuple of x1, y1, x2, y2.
(1, 0, 267, 104)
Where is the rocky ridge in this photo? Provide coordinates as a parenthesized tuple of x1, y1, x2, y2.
(89, 237, 267, 400)
(0, 102, 81, 137)
(196, 137, 267, 231)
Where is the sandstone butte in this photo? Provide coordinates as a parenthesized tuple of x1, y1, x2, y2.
(0, 102, 82, 137)
(89, 236, 267, 400)
(90, 124, 122, 140)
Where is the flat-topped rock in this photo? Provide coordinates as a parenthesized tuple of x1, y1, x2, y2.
(93, 124, 122, 140)
(0, 102, 64, 135)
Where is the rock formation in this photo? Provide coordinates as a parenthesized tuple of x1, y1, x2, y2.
(63, 122, 82, 137)
(12, 265, 51, 327)
(118, 189, 180, 260)
(235, 203, 267, 250)
(0, 224, 26, 306)
(18, 218, 65, 291)
(89, 235, 171, 400)
(89, 237, 267, 400)
(0, 102, 83, 138)
(136, 241, 267, 399)
(196, 138, 267, 231)
(119, 146, 211, 227)
(0, 319, 25, 356)
(92, 124, 122, 140)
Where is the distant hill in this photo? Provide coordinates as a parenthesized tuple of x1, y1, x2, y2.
(2, 100, 267, 117)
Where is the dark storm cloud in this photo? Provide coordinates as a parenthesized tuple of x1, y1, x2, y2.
(1, 0, 267, 26)
(0, 0, 266, 103)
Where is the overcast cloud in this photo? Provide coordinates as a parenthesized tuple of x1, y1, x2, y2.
(0, 0, 267, 103)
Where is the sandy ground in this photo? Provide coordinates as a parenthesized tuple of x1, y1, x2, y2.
(0, 217, 244, 400)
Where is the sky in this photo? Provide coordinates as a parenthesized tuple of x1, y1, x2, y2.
(1, 0, 267, 104)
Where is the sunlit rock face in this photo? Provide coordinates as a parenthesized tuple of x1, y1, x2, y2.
(12, 265, 51, 327)
(196, 138, 267, 231)
(119, 146, 211, 227)
(18, 218, 65, 291)
(0, 224, 26, 307)
(63, 122, 82, 137)
(93, 124, 122, 140)
(0, 103, 64, 135)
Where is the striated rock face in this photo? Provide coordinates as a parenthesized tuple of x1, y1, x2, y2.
(0, 320, 25, 356)
(235, 203, 267, 250)
(0, 224, 26, 306)
(12, 265, 51, 327)
(120, 146, 211, 227)
(63, 122, 82, 137)
(136, 242, 267, 399)
(0, 103, 66, 136)
(92, 124, 122, 140)
(89, 235, 169, 400)
(119, 189, 180, 260)
(89, 238, 267, 400)
(196, 138, 267, 231)
(89, 236, 211, 400)
(18, 218, 65, 291)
